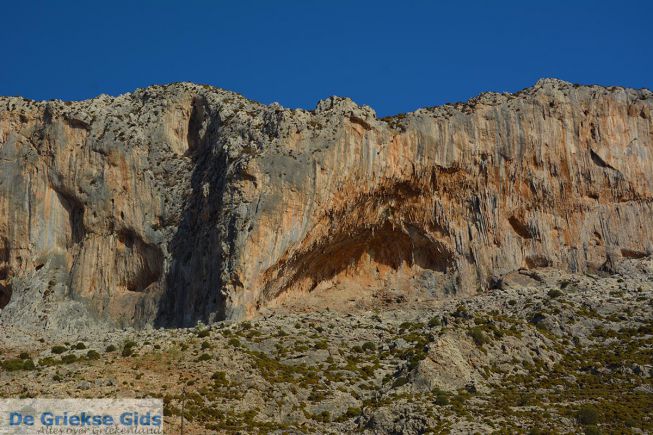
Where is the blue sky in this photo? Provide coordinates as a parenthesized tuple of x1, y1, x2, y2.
(1, 1, 650, 116)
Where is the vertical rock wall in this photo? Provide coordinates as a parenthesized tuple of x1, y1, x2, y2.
(0, 79, 651, 330)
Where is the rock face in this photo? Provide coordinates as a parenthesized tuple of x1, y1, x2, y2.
(0, 79, 652, 329)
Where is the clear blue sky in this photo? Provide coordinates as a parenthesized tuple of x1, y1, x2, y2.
(1, 1, 651, 116)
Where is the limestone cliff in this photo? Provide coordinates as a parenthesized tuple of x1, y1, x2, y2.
(0, 79, 651, 330)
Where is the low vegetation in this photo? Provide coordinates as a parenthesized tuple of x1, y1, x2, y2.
(1, 262, 651, 433)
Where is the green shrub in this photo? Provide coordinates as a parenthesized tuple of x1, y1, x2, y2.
(228, 338, 241, 347)
(105, 344, 117, 353)
(529, 312, 547, 327)
(344, 407, 361, 418)
(196, 353, 211, 362)
(74, 342, 86, 350)
(18, 352, 30, 360)
(61, 354, 77, 364)
(399, 321, 423, 331)
(468, 327, 487, 346)
(121, 342, 136, 357)
(211, 371, 227, 384)
(38, 357, 58, 367)
(51, 345, 67, 355)
(201, 341, 211, 350)
(434, 392, 449, 405)
(197, 329, 210, 338)
(2, 359, 34, 371)
(86, 350, 100, 360)
(361, 341, 376, 352)
(577, 405, 600, 425)
(428, 316, 441, 327)
(547, 289, 563, 298)
(393, 376, 409, 388)
(583, 425, 600, 435)
(453, 304, 470, 318)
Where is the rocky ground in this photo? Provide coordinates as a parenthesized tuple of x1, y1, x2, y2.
(1, 258, 652, 434)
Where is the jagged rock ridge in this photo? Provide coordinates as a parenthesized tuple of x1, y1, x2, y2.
(0, 79, 651, 329)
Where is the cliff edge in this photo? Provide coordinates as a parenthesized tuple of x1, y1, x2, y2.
(1, 79, 652, 330)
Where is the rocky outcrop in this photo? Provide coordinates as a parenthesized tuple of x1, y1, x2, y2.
(0, 79, 652, 329)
